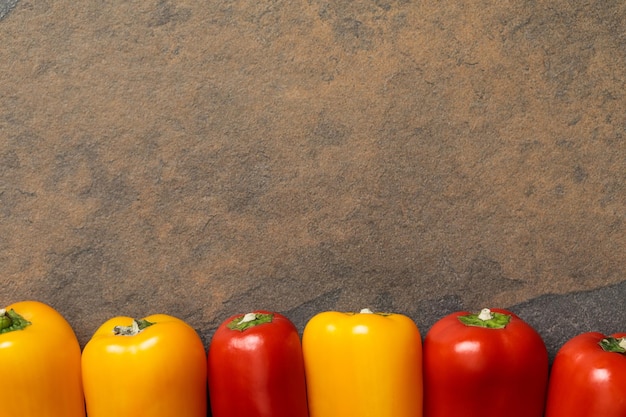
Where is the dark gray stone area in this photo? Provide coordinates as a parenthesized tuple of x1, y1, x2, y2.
(511, 280, 626, 361)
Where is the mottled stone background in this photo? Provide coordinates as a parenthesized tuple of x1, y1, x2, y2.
(1, 0, 624, 359)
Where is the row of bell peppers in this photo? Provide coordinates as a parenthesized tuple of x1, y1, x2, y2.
(1, 300, 625, 417)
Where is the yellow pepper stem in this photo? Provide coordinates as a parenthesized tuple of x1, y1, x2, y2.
(355, 308, 391, 316)
(0, 308, 32, 334)
(0, 309, 9, 331)
(113, 318, 154, 336)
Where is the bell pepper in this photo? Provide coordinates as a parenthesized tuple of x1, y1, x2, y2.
(81, 314, 207, 417)
(423, 308, 548, 417)
(207, 310, 309, 417)
(0, 300, 85, 417)
(302, 308, 423, 417)
(544, 331, 626, 417)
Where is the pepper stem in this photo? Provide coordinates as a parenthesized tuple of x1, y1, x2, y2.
(353, 308, 391, 316)
(0, 309, 10, 332)
(113, 318, 154, 336)
(477, 308, 493, 320)
(227, 312, 274, 331)
(458, 308, 511, 329)
(599, 337, 626, 354)
(0, 308, 32, 334)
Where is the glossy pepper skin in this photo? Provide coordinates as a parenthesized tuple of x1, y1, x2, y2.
(0, 300, 85, 417)
(81, 314, 207, 417)
(423, 308, 548, 417)
(302, 309, 423, 417)
(545, 331, 626, 417)
(208, 310, 309, 417)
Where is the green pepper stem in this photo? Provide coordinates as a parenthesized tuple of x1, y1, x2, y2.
(599, 337, 626, 354)
(458, 308, 511, 329)
(227, 312, 274, 331)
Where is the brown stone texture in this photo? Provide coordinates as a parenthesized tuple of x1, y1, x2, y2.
(1, 0, 625, 357)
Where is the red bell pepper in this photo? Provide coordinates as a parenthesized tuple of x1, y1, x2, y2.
(423, 308, 548, 417)
(545, 331, 626, 417)
(207, 310, 309, 417)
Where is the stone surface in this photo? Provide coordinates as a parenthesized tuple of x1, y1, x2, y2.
(0, 0, 625, 359)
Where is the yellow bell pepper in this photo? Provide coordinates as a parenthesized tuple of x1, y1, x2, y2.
(302, 308, 423, 417)
(0, 300, 85, 417)
(81, 314, 207, 417)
